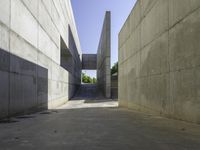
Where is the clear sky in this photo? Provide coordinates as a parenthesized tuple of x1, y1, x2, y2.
(71, 0, 136, 78)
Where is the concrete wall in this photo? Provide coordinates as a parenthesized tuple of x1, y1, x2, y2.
(97, 11, 111, 98)
(111, 74, 118, 99)
(119, 0, 200, 124)
(82, 54, 97, 70)
(0, 0, 81, 118)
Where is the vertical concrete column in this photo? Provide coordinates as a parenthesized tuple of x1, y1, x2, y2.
(97, 11, 111, 98)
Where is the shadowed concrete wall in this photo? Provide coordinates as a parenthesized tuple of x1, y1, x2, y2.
(82, 54, 97, 70)
(97, 11, 111, 98)
(111, 74, 118, 99)
(119, 0, 200, 124)
(0, 0, 81, 118)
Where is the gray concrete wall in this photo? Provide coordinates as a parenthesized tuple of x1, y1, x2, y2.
(0, 0, 81, 118)
(119, 0, 200, 124)
(82, 54, 97, 70)
(97, 11, 111, 98)
(111, 74, 118, 99)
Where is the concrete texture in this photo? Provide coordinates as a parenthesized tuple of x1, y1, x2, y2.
(73, 84, 105, 100)
(82, 54, 97, 70)
(0, 101, 200, 149)
(111, 73, 118, 99)
(119, 0, 200, 124)
(0, 48, 48, 118)
(0, 0, 82, 118)
(80, 11, 111, 99)
(97, 11, 111, 98)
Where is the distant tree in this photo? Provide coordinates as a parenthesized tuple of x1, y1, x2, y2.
(82, 73, 88, 83)
(82, 73, 97, 84)
(111, 62, 118, 75)
(92, 77, 97, 84)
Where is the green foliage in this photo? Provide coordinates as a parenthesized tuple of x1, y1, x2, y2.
(82, 73, 97, 84)
(92, 77, 97, 83)
(111, 62, 118, 75)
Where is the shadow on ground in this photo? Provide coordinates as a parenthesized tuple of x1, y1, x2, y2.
(0, 103, 200, 150)
(0, 84, 200, 150)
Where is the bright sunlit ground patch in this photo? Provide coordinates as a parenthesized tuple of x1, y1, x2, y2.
(56, 100, 118, 110)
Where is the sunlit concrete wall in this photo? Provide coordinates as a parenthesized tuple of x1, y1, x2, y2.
(119, 0, 200, 124)
(0, 0, 81, 118)
(97, 11, 111, 98)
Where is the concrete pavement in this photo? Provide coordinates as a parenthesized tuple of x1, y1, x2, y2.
(0, 99, 200, 150)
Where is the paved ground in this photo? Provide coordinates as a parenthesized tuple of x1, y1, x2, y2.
(0, 99, 200, 150)
(0, 85, 200, 150)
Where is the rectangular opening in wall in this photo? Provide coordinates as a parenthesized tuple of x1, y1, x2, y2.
(82, 70, 97, 84)
(60, 37, 73, 73)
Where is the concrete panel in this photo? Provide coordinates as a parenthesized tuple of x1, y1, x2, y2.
(38, 25, 60, 64)
(141, 32, 169, 76)
(22, 0, 39, 19)
(140, 0, 158, 18)
(170, 69, 199, 123)
(37, 51, 52, 80)
(37, 66, 48, 107)
(129, 79, 141, 109)
(38, 26, 53, 59)
(141, 0, 168, 48)
(10, 73, 24, 115)
(10, 31, 38, 64)
(82, 54, 97, 70)
(148, 74, 170, 113)
(119, 26, 126, 49)
(50, 80, 62, 100)
(0, 23, 9, 51)
(97, 12, 111, 98)
(130, 1, 141, 33)
(52, 61, 62, 81)
(119, 63, 128, 107)
(111, 74, 118, 99)
(127, 52, 140, 81)
(22, 75, 37, 110)
(41, 0, 52, 15)
(119, 43, 126, 65)
(51, 42, 60, 65)
(10, 54, 37, 76)
(39, 1, 52, 38)
(0, 48, 10, 72)
(0, 0, 10, 27)
(11, 0, 38, 47)
(129, 25, 141, 57)
(39, 0, 59, 47)
(60, 68, 69, 83)
(169, 8, 200, 71)
(0, 71, 9, 118)
(0, 47, 48, 117)
(169, 0, 200, 27)
(139, 77, 149, 107)
(140, 47, 149, 77)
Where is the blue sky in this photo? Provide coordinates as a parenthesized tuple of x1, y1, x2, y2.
(71, 0, 136, 77)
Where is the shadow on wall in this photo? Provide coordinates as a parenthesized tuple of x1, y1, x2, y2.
(139, 37, 168, 113)
(0, 48, 48, 119)
(133, 17, 200, 122)
(68, 26, 81, 98)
